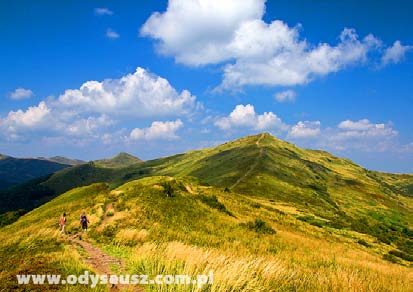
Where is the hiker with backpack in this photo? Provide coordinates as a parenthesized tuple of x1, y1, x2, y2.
(80, 212, 89, 232)
(59, 213, 66, 234)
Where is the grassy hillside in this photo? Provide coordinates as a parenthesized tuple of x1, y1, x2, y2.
(0, 176, 411, 291)
(1, 133, 412, 263)
(0, 155, 70, 190)
(0, 153, 136, 219)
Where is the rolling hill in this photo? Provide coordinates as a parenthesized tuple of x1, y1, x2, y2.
(1, 133, 412, 267)
(0, 174, 411, 291)
(0, 154, 71, 190)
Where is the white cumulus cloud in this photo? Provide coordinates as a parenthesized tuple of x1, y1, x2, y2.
(275, 89, 296, 103)
(219, 28, 380, 90)
(381, 40, 413, 65)
(66, 115, 114, 137)
(130, 119, 183, 141)
(332, 119, 397, 142)
(1, 68, 195, 143)
(338, 119, 375, 131)
(141, 0, 265, 66)
(290, 118, 399, 153)
(288, 121, 321, 138)
(57, 67, 196, 117)
(0, 102, 51, 140)
(9, 88, 34, 100)
(215, 104, 287, 131)
(106, 28, 120, 39)
(142, 0, 410, 90)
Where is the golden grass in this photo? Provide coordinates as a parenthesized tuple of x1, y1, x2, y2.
(123, 239, 412, 292)
(115, 228, 149, 246)
(1, 178, 412, 291)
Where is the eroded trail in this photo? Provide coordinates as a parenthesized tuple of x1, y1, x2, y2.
(69, 236, 123, 276)
(230, 133, 265, 190)
(69, 233, 142, 291)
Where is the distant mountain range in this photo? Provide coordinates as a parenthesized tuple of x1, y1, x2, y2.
(0, 152, 143, 215)
(0, 154, 75, 190)
(0, 153, 145, 191)
(39, 156, 85, 166)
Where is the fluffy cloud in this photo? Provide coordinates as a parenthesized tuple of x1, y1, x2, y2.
(141, 0, 265, 66)
(1, 68, 195, 142)
(3, 102, 50, 128)
(331, 119, 397, 144)
(142, 0, 409, 90)
(58, 67, 196, 117)
(66, 115, 114, 137)
(215, 104, 287, 131)
(338, 119, 375, 131)
(0, 102, 51, 140)
(288, 121, 321, 138)
(95, 8, 113, 16)
(381, 40, 413, 65)
(275, 89, 296, 103)
(130, 119, 183, 141)
(9, 88, 34, 100)
(219, 28, 380, 90)
(289, 118, 399, 152)
(106, 28, 120, 39)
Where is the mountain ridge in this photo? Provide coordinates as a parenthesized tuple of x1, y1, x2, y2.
(0, 155, 71, 191)
(0, 133, 412, 267)
(43, 156, 85, 166)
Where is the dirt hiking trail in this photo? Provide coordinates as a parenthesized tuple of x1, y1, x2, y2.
(230, 133, 266, 190)
(69, 232, 142, 291)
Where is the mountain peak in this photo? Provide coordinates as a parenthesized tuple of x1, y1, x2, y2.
(228, 132, 294, 149)
(94, 152, 143, 168)
(114, 152, 138, 159)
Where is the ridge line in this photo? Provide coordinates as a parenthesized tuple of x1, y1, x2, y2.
(230, 133, 265, 190)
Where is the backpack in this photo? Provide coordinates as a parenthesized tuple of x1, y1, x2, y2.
(81, 215, 87, 223)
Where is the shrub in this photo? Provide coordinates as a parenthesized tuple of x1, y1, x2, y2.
(383, 253, 400, 264)
(357, 239, 371, 248)
(198, 194, 233, 216)
(0, 209, 26, 227)
(389, 250, 413, 262)
(241, 219, 276, 235)
(161, 181, 174, 197)
(102, 225, 116, 239)
(297, 215, 325, 228)
(251, 202, 261, 209)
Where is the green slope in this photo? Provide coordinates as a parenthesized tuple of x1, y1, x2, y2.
(0, 176, 411, 291)
(1, 133, 412, 264)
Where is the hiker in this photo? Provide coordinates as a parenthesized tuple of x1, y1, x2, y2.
(80, 212, 89, 232)
(59, 213, 66, 234)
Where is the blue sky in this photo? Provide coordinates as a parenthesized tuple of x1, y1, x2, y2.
(1, 0, 412, 173)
